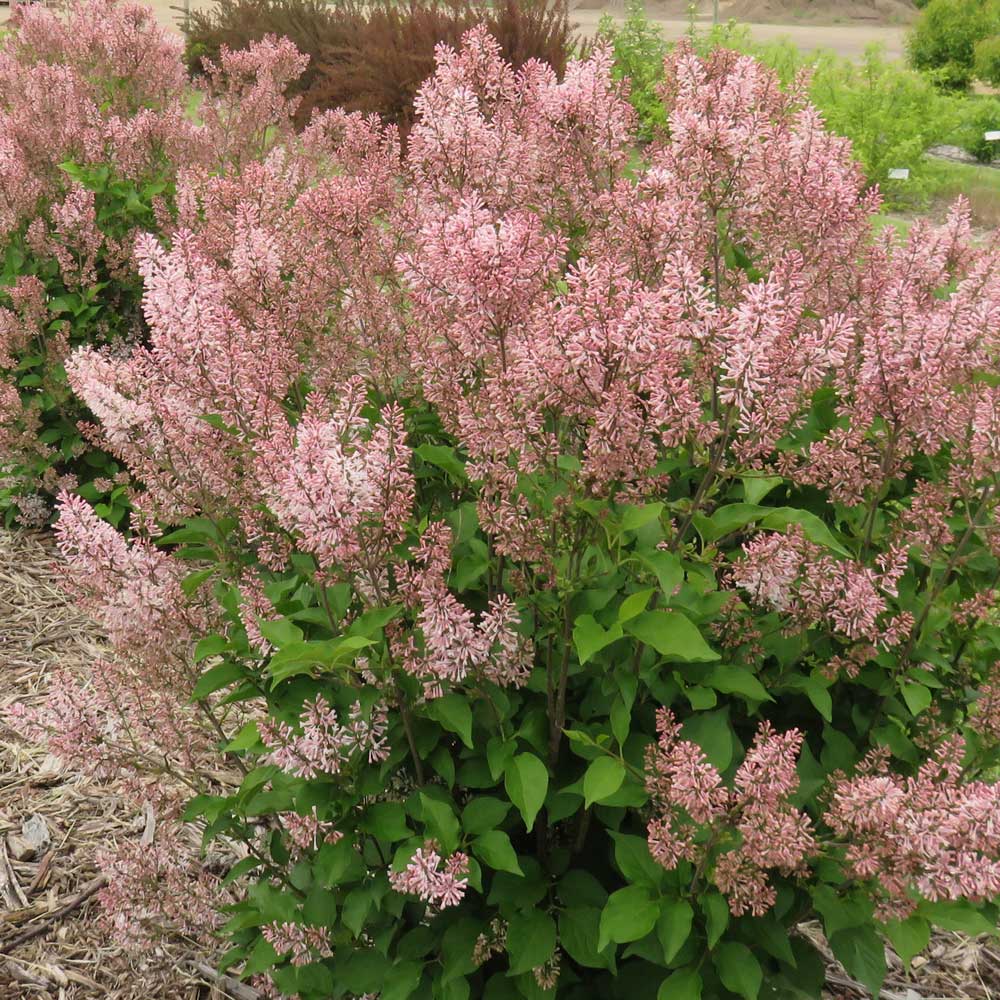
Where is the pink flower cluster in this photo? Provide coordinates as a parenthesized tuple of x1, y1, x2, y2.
(395, 523, 533, 692)
(733, 526, 912, 651)
(260, 696, 390, 779)
(279, 808, 344, 854)
(827, 738, 1000, 920)
(96, 826, 223, 947)
(262, 922, 333, 967)
(262, 382, 414, 576)
(645, 709, 815, 916)
(0, 0, 188, 235)
(8, 492, 216, 805)
(389, 840, 470, 910)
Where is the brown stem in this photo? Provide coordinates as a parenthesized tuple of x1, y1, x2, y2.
(399, 699, 426, 786)
(0, 876, 108, 955)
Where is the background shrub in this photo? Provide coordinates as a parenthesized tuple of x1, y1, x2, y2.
(805, 44, 951, 201)
(596, 8, 955, 208)
(597, 0, 670, 140)
(948, 94, 1000, 160)
(907, 0, 1000, 90)
(0, 2, 309, 525)
(185, 0, 579, 132)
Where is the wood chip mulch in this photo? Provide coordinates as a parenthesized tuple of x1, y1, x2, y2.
(0, 528, 245, 999)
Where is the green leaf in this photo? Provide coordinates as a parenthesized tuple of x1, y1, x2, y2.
(415, 443, 467, 482)
(573, 615, 624, 665)
(700, 503, 849, 557)
(362, 802, 413, 842)
(885, 916, 930, 970)
(714, 942, 762, 1000)
(559, 907, 611, 970)
(682, 710, 737, 772)
(486, 738, 516, 781)
(901, 682, 932, 717)
(700, 892, 729, 949)
(191, 660, 245, 700)
(625, 610, 719, 662)
(742, 475, 783, 505)
(760, 507, 850, 558)
(257, 618, 304, 648)
(471, 831, 523, 875)
(657, 967, 702, 1000)
(610, 833, 663, 888)
(462, 797, 510, 835)
(746, 915, 795, 966)
(638, 550, 683, 598)
(506, 911, 556, 975)
(426, 694, 474, 749)
(266, 636, 374, 683)
(194, 635, 228, 662)
(381, 960, 424, 1000)
(829, 927, 886, 997)
(622, 502, 664, 531)
(182, 567, 215, 597)
(583, 757, 626, 808)
(705, 664, 772, 702)
(419, 793, 460, 853)
(619, 588, 655, 623)
(598, 886, 659, 950)
(225, 721, 260, 752)
(917, 899, 995, 935)
(656, 900, 693, 964)
(504, 754, 548, 833)
(802, 675, 832, 722)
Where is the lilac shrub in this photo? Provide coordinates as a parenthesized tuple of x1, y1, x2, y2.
(11, 20, 1000, 1000)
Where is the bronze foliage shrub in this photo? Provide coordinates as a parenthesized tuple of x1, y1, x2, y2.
(184, 0, 579, 132)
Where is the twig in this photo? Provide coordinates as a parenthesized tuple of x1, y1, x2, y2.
(0, 874, 107, 955)
(26, 850, 54, 895)
(3, 958, 54, 991)
(187, 960, 262, 1000)
(0, 842, 27, 909)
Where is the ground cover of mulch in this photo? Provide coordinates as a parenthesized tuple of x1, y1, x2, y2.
(0, 529, 253, 999)
(0, 527, 998, 998)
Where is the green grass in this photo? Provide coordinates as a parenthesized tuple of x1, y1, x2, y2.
(872, 213, 915, 239)
(923, 156, 1000, 226)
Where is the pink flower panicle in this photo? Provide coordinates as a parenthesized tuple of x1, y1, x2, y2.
(645, 710, 815, 916)
(827, 737, 1000, 920)
(389, 840, 470, 910)
(261, 696, 390, 779)
(262, 921, 333, 967)
(396, 523, 533, 689)
(96, 826, 223, 948)
(279, 808, 344, 853)
(733, 526, 911, 648)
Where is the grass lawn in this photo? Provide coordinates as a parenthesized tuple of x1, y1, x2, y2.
(924, 157, 1000, 229)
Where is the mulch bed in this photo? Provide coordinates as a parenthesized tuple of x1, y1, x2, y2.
(0, 527, 997, 999)
(0, 529, 244, 999)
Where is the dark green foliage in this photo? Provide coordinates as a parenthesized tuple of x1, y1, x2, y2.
(0, 164, 167, 525)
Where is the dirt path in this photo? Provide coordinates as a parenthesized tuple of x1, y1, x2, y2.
(572, 8, 907, 60)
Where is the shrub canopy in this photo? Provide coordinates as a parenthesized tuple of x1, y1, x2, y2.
(4, 6, 1000, 1000)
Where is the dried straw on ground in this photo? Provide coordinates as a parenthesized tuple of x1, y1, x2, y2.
(0, 527, 998, 998)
